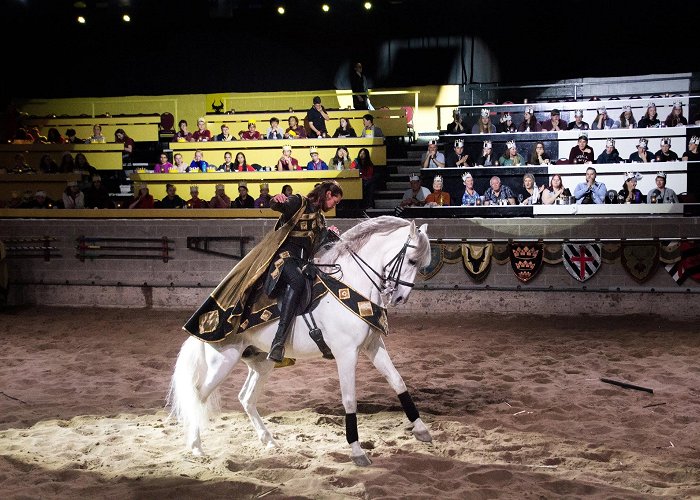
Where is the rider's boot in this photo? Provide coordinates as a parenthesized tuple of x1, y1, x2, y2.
(267, 285, 301, 363)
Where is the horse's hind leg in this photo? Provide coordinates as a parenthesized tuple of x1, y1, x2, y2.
(363, 333, 432, 443)
(239, 352, 278, 448)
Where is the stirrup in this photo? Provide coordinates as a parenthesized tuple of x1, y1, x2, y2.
(267, 344, 285, 363)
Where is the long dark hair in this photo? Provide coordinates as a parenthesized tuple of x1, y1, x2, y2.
(528, 141, 546, 164)
(307, 180, 343, 204)
(355, 148, 373, 167)
(235, 152, 247, 165)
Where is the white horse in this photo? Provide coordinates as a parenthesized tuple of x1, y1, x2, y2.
(168, 216, 432, 466)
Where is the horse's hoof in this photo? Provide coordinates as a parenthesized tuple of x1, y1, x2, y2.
(413, 429, 433, 443)
(351, 454, 372, 467)
(265, 439, 280, 449)
(191, 447, 206, 457)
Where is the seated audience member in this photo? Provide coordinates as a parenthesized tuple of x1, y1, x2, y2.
(400, 173, 430, 207)
(541, 109, 568, 131)
(234, 152, 255, 171)
(277, 145, 301, 171)
(62, 180, 85, 209)
(567, 110, 589, 130)
(665, 100, 688, 127)
(28, 126, 47, 143)
(192, 117, 212, 142)
(31, 190, 55, 209)
(174, 119, 194, 142)
(591, 106, 618, 130)
(618, 172, 645, 204)
(187, 150, 209, 172)
(460, 172, 480, 206)
(59, 152, 76, 173)
(74, 153, 98, 179)
(239, 120, 261, 140)
(129, 183, 154, 209)
(330, 146, 352, 170)
(154, 152, 173, 173)
(517, 173, 544, 205)
(306, 96, 330, 138)
(6, 191, 23, 209)
(360, 113, 384, 138)
(38, 154, 59, 173)
(619, 105, 637, 129)
(446, 109, 466, 134)
(483, 176, 516, 205)
(424, 175, 451, 207)
(498, 113, 517, 133)
(332, 117, 357, 138)
(422, 140, 445, 168)
(160, 183, 186, 208)
(351, 148, 377, 208)
(281, 184, 293, 197)
(499, 140, 525, 166)
(647, 171, 679, 203)
(637, 102, 660, 128)
(86, 124, 106, 143)
(254, 183, 272, 208)
(65, 128, 84, 144)
(173, 152, 187, 173)
(574, 166, 607, 204)
(284, 115, 307, 139)
(233, 181, 255, 208)
(596, 138, 621, 164)
(306, 147, 328, 170)
(215, 124, 235, 141)
(217, 151, 234, 172)
(527, 141, 551, 165)
(84, 175, 113, 209)
(541, 174, 571, 205)
(568, 132, 594, 164)
(186, 185, 209, 208)
(476, 140, 498, 166)
(114, 128, 135, 165)
(446, 139, 474, 167)
(209, 183, 232, 208)
(682, 136, 700, 162)
(629, 138, 654, 163)
(266, 117, 285, 140)
(471, 108, 497, 134)
(517, 106, 542, 132)
(655, 138, 679, 162)
(46, 127, 65, 144)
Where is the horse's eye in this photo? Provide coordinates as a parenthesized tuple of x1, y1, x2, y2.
(408, 259, 417, 266)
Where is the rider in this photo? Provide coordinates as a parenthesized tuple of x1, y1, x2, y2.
(265, 181, 343, 362)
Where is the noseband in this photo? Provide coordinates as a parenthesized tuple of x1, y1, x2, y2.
(349, 233, 418, 297)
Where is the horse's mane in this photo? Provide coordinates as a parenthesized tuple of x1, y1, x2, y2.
(319, 216, 431, 265)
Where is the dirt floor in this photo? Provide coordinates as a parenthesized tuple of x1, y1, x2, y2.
(0, 306, 699, 499)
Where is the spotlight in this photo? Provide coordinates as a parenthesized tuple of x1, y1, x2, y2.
(122, 14, 131, 22)
(277, 6, 285, 14)
(77, 15, 86, 24)
(364, 1, 372, 9)
(321, 4, 330, 12)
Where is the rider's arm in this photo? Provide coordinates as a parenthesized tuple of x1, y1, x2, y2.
(271, 193, 302, 220)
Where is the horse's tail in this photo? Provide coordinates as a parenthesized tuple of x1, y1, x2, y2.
(167, 336, 221, 441)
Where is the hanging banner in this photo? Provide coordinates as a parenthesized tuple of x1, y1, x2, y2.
(563, 243, 602, 282)
(509, 242, 543, 283)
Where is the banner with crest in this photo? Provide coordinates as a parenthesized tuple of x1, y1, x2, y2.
(462, 243, 493, 282)
(509, 242, 543, 283)
(563, 243, 602, 282)
(621, 243, 659, 283)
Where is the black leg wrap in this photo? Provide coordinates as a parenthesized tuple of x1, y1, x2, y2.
(345, 413, 359, 444)
(398, 391, 420, 422)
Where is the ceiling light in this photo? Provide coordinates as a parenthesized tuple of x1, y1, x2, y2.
(77, 15, 86, 23)
(122, 14, 131, 22)
(321, 4, 330, 12)
(364, 1, 372, 9)
(277, 6, 285, 14)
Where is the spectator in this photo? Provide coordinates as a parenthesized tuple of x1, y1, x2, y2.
(65, 128, 84, 144)
(159, 183, 186, 208)
(215, 123, 235, 141)
(28, 126, 47, 143)
(682, 136, 700, 162)
(566, 110, 589, 130)
(174, 119, 194, 142)
(476, 140, 498, 166)
(568, 132, 594, 164)
(306, 96, 330, 138)
(517, 106, 542, 132)
(330, 146, 352, 170)
(186, 185, 208, 208)
(62, 180, 85, 209)
(619, 105, 637, 129)
(173, 152, 187, 173)
(629, 138, 654, 163)
(647, 172, 679, 204)
(233, 182, 254, 208)
(306, 147, 328, 170)
(192, 117, 212, 142)
(46, 127, 65, 144)
(618, 172, 644, 204)
(10, 153, 34, 174)
(574, 166, 607, 204)
(483, 176, 516, 205)
(30, 190, 55, 209)
(59, 152, 76, 173)
(541, 109, 567, 131)
(332, 117, 357, 138)
(128, 183, 154, 209)
(360, 114, 384, 138)
(460, 172, 480, 206)
(84, 175, 113, 209)
(400, 173, 430, 207)
(638, 102, 660, 128)
(187, 150, 209, 172)
(284, 115, 307, 139)
(6, 190, 23, 209)
(654, 138, 679, 162)
(596, 138, 621, 164)
(85, 124, 106, 143)
(239, 120, 261, 140)
(541, 174, 571, 205)
(351, 148, 377, 208)
(591, 106, 618, 130)
(254, 183, 272, 208)
(234, 152, 255, 171)
(472, 108, 497, 134)
(446, 139, 474, 167)
(665, 100, 688, 127)
(527, 141, 551, 165)
(11, 127, 33, 144)
(421, 140, 445, 168)
(114, 128, 135, 166)
(277, 145, 301, 171)
(209, 183, 232, 208)
(217, 151, 234, 172)
(425, 175, 451, 207)
(74, 153, 98, 179)
(38, 154, 59, 173)
(265, 117, 285, 140)
(517, 173, 544, 205)
(446, 109, 466, 134)
(498, 113, 517, 133)
(154, 152, 174, 173)
(350, 62, 370, 110)
(499, 140, 525, 166)
(281, 184, 293, 197)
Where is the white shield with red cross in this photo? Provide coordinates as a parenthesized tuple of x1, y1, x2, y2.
(563, 243, 602, 282)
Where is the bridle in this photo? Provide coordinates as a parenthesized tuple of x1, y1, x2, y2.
(349, 232, 418, 297)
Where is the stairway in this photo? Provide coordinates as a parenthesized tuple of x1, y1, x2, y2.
(366, 146, 426, 217)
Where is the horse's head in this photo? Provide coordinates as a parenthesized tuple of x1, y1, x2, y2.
(383, 220, 430, 306)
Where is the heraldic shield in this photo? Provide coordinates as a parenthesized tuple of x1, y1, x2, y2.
(621, 243, 659, 283)
(462, 243, 493, 282)
(509, 242, 543, 283)
(563, 243, 602, 282)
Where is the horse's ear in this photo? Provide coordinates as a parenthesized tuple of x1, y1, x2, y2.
(418, 223, 428, 235)
(409, 220, 416, 238)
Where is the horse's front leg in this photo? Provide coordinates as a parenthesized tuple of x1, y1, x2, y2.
(335, 349, 371, 466)
(363, 333, 432, 443)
